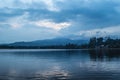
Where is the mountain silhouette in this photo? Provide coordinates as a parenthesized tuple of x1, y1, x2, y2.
(9, 38, 88, 46)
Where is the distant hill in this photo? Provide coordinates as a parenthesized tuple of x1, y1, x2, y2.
(8, 38, 88, 46)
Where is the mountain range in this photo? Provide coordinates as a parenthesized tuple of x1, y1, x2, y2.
(8, 38, 88, 46)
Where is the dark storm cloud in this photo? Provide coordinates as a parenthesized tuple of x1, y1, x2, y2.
(0, 0, 120, 43)
(1, 0, 120, 28)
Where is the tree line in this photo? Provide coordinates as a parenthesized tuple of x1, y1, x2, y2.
(0, 37, 120, 49)
(88, 37, 120, 48)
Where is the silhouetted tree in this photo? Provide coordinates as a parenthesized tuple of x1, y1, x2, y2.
(89, 37, 97, 48)
(97, 37, 104, 46)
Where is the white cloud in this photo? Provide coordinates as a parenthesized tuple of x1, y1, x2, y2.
(41, 0, 60, 12)
(0, 10, 71, 31)
(0, 0, 14, 8)
(33, 19, 71, 31)
(76, 26, 120, 38)
(0, 12, 29, 29)
(0, 0, 60, 11)
(9, 12, 29, 29)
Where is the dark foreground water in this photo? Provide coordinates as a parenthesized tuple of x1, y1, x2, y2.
(0, 49, 120, 80)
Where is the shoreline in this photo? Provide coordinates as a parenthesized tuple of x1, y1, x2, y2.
(0, 48, 120, 51)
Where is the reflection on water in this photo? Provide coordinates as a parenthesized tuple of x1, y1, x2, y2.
(89, 49, 120, 61)
(0, 49, 120, 80)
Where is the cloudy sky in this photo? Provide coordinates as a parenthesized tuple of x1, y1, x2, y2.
(0, 0, 120, 43)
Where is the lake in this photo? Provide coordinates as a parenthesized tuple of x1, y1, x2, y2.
(0, 49, 120, 80)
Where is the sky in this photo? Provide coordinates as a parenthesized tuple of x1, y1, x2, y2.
(0, 0, 120, 43)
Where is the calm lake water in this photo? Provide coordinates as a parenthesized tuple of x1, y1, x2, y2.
(0, 49, 120, 80)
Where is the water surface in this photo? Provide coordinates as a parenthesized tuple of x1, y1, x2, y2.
(0, 49, 120, 80)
